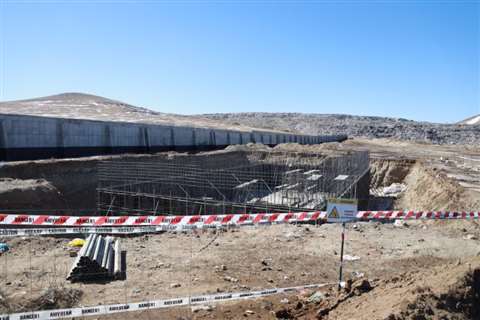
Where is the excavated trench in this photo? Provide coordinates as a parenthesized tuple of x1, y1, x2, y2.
(0, 151, 257, 212)
(0, 149, 474, 212)
(369, 159, 415, 210)
(370, 158, 479, 211)
(0, 148, 370, 213)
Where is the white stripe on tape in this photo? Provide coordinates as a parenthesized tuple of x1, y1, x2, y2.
(0, 282, 333, 320)
(0, 223, 295, 237)
(0, 226, 165, 237)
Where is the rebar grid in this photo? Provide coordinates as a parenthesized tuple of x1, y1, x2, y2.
(96, 150, 369, 215)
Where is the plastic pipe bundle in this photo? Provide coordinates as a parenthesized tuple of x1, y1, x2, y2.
(67, 235, 125, 282)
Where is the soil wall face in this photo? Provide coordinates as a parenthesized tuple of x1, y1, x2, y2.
(370, 159, 415, 189)
(0, 150, 372, 213)
(396, 162, 480, 211)
(0, 158, 99, 211)
(0, 151, 255, 211)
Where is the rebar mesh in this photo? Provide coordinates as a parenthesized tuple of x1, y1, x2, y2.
(96, 150, 369, 215)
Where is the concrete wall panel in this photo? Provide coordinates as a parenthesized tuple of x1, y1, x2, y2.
(147, 125, 172, 147)
(171, 127, 194, 146)
(0, 113, 347, 160)
(214, 130, 229, 146)
(194, 128, 211, 146)
(253, 132, 264, 144)
(229, 132, 241, 145)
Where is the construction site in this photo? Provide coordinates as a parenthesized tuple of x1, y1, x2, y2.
(96, 149, 370, 216)
(0, 131, 479, 320)
(1, 0, 480, 317)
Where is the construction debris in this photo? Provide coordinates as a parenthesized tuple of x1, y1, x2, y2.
(343, 254, 360, 261)
(0, 243, 9, 254)
(66, 234, 126, 282)
(67, 238, 86, 248)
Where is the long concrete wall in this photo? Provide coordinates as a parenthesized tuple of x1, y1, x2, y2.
(0, 114, 347, 161)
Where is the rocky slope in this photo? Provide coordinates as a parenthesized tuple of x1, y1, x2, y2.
(203, 113, 480, 145)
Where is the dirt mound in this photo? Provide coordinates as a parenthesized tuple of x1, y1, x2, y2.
(224, 143, 272, 152)
(273, 142, 344, 153)
(269, 278, 375, 319)
(0, 287, 82, 313)
(322, 257, 480, 320)
(263, 255, 480, 320)
(391, 268, 480, 320)
(0, 178, 67, 210)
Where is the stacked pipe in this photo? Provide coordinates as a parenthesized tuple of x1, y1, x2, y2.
(67, 234, 126, 282)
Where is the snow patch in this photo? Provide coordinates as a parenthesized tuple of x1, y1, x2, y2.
(371, 183, 406, 197)
(465, 115, 480, 125)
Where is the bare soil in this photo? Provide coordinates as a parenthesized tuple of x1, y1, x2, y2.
(1, 138, 480, 319)
(272, 256, 480, 320)
(1, 220, 479, 318)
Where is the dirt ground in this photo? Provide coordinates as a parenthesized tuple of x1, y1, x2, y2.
(1, 219, 479, 319)
(1, 138, 480, 319)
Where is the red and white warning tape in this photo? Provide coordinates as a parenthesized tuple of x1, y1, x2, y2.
(0, 212, 322, 227)
(0, 282, 333, 320)
(357, 210, 480, 220)
(0, 211, 478, 229)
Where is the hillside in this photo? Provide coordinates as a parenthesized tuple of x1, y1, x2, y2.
(0, 93, 260, 132)
(1, 93, 478, 145)
(203, 113, 480, 145)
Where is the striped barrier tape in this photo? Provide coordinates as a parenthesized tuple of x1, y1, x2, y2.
(0, 282, 332, 320)
(0, 211, 324, 227)
(357, 210, 480, 220)
(0, 211, 478, 228)
(2, 210, 478, 237)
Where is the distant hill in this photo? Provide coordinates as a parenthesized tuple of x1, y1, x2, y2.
(1, 93, 478, 145)
(458, 115, 480, 125)
(0, 93, 259, 132)
(202, 113, 480, 145)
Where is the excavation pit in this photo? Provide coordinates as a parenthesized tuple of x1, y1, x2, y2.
(96, 149, 371, 215)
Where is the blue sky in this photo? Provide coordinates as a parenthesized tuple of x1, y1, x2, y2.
(0, 1, 478, 123)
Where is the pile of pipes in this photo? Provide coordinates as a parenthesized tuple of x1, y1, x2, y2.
(67, 234, 126, 282)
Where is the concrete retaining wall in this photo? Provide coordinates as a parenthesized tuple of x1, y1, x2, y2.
(0, 114, 348, 161)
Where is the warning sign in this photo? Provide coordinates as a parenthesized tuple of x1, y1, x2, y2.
(329, 207, 339, 219)
(327, 198, 358, 223)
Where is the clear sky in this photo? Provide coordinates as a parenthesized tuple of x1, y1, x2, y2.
(0, 0, 478, 123)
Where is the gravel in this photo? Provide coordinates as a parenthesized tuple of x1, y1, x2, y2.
(203, 113, 480, 145)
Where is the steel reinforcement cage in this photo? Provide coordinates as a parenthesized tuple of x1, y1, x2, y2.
(96, 150, 370, 215)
